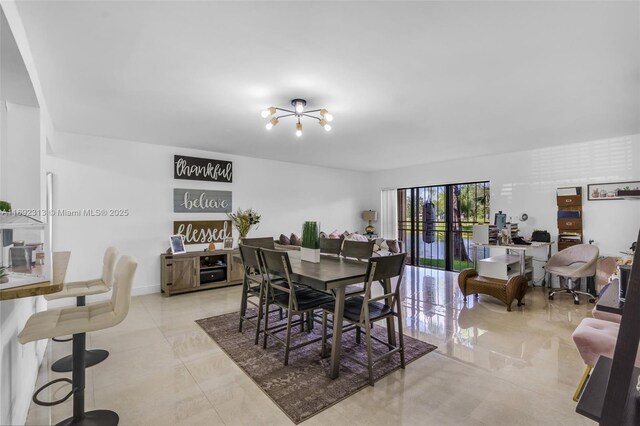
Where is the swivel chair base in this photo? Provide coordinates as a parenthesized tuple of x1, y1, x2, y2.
(56, 409, 119, 426)
(548, 288, 596, 305)
(52, 349, 109, 372)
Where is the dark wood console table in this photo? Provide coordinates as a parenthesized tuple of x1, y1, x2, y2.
(596, 279, 623, 315)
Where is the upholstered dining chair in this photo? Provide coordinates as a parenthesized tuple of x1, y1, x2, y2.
(45, 246, 119, 372)
(341, 240, 375, 261)
(238, 244, 283, 344)
(18, 256, 138, 426)
(320, 253, 407, 385)
(241, 237, 275, 249)
(320, 238, 342, 256)
(546, 244, 599, 304)
(260, 248, 334, 365)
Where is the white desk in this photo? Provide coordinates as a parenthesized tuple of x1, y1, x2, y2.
(472, 242, 554, 285)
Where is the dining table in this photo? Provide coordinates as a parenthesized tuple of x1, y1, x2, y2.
(235, 249, 397, 379)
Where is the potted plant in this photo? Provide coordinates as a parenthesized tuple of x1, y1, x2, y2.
(227, 208, 261, 241)
(0, 200, 11, 250)
(0, 266, 8, 284)
(301, 221, 320, 263)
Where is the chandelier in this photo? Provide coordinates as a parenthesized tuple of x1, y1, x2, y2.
(261, 99, 333, 137)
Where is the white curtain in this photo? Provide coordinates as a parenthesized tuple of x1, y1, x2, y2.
(380, 189, 398, 240)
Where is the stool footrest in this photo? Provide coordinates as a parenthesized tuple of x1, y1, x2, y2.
(52, 336, 73, 343)
(33, 378, 73, 407)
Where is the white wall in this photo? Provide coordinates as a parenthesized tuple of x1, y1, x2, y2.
(369, 134, 640, 259)
(0, 104, 45, 426)
(45, 131, 372, 296)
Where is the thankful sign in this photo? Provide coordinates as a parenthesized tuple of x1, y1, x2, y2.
(173, 189, 232, 213)
(174, 155, 232, 183)
(173, 220, 231, 245)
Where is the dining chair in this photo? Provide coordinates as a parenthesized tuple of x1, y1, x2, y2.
(241, 237, 275, 249)
(320, 253, 406, 385)
(238, 244, 283, 343)
(260, 248, 334, 365)
(320, 238, 342, 256)
(341, 240, 375, 260)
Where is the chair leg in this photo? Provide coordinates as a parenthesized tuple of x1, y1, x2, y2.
(307, 310, 314, 332)
(263, 300, 271, 349)
(300, 313, 305, 333)
(356, 326, 361, 344)
(239, 278, 248, 332)
(254, 284, 265, 345)
(365, 322, 374, 386)
(279, 308, 283, 320)
(321, 311, 328, 358)
(573, 365, 593, 402)
(397, 301, 406, 369)
(284, 311, 293, 366)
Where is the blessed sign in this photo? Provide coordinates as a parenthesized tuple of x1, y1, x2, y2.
(174, 155, 233, 183)
(173, 189, 232, 213)
(173, 220, 231, 245)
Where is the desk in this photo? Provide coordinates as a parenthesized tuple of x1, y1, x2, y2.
(595, 279, 623, 315)
(472, 242, 554, 285)
(576, 356, 640, 423)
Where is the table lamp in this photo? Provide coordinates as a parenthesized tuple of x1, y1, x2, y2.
(362, 210, 378, 235)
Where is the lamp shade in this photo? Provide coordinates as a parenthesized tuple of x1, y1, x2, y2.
(362, 210, 378, 221)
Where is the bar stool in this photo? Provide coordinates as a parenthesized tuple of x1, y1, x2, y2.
(18, 255, 138, 426)
(45, 247, 119, 372)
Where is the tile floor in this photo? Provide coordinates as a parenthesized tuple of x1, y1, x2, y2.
(26, 267, 595, 425)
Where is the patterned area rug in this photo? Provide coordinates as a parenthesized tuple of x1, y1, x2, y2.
(196, 311, 437, 424)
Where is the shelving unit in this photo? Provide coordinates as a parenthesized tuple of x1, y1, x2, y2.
(160, 249, 243, 296)
(477, 254, 533, 281)
(557, 188, 583, 251)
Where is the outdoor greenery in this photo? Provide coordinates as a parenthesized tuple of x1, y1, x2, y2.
(419, 258, 474, 270)
(0, 201, 11, 212)
(227, 208, 261, 239)
(301, 221, 320, 249)
(0, 266, 7, 278)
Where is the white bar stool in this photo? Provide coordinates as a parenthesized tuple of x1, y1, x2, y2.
(45, 247, 118, 372)
(18, 255, 138, 426)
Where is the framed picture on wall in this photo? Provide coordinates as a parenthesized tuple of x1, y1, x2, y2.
(588, 181, 640, 200)
(169, 234, 186, 254)
(223, 237, 234, 250)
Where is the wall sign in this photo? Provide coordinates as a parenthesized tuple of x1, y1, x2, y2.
(173, 220, 231, 245)
(173, 188, 232, 213)
(174, 155, 233, 183)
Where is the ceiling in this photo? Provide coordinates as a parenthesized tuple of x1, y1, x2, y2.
(13, 1, 640, 172)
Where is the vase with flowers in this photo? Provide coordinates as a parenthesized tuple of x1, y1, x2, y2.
(227, 208, 261, 242)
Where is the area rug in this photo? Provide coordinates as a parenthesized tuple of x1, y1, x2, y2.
(195, 310, 437, 424)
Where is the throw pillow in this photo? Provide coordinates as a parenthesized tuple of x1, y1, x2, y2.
(387, 239, 400, 254)
(329, 230, 341, 239)
(319, 231, 328, 239)
(290, 233, 301, 246)
(342, 230, 350, 239)
(279, 234, 290, 245)
(379, 240, 389, 250)
(345, 233, 368, 242)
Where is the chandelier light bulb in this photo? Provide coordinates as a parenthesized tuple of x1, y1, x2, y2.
(324, 123, 332, 132)
(296, 122, 302, 137)
(295, 101, 305, 114)
(319, 119, 331, 131)
(261, 106, 276, 118)
(320, 109, 334, 122)
(266, 117, 279, 130)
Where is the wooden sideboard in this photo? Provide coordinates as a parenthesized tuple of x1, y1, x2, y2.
(160, 249, 244, 296)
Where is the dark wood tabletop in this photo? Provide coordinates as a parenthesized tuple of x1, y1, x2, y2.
(287, 253, 368, 290)
(576, 356, 640, 423)
(596, 279, 623, 315)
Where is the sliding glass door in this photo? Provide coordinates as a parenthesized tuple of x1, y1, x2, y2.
(398, 181, 490, 272)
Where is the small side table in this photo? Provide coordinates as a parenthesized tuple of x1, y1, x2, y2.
(595, 279, 623, 315)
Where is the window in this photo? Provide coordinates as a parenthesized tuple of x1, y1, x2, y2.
(398, 181, 490, 271)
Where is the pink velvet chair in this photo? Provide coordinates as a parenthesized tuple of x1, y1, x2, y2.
(571, 317, 640, 401)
